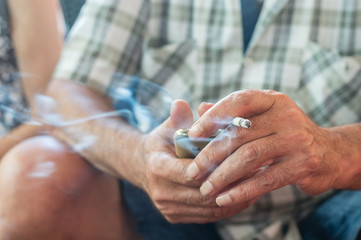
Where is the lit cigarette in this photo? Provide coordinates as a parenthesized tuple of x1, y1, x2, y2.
(232, 117, 251, 128)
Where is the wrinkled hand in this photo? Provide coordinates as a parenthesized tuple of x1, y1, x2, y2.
(186, 90, 359, 207)
(139, 100, 256, 223)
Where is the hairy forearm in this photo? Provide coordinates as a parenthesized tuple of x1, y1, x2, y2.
(47, 79, 146, 187)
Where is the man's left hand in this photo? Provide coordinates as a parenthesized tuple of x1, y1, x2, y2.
(186, 90, 361, 206)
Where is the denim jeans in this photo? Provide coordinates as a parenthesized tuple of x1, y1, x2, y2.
(121, 181, 222, 240)
(299, 190, 361, 240)
(123, 180, 361, 240)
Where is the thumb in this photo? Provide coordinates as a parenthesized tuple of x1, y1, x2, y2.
(169, 99, 194, 130)
(159, 100, 193, 140)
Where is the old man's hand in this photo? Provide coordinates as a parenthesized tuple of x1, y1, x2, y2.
(186, 90, 361, 206)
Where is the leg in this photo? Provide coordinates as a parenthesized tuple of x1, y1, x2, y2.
(122, 181, 223, 240)
(298, 190, 361, 240)
(0, 135, 141, 240)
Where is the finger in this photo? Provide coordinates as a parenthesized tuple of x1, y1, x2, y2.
(147, 152, 204, 187)
(215, 161, 295, 206)
(155, 173, 259, 208)
(185, 107, 280, 180)
(170, 99, 194, 129)
(158, 99, 193, 142)
(159, 198, 257, 224)
(149, 179, 217, 207)
(197, 102, 215, 117)
(186, 99, 312, 182)
(188, 90, 279, 138)
(199, 132, 298, 196)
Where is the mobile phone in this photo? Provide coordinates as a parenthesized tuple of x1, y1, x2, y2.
(173, 129, 221, 158)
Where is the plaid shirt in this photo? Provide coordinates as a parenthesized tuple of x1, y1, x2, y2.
(55, 0, 361, 239)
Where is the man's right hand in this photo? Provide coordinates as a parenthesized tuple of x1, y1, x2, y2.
(138, 100, 257, 223)
(48, 80, 256, 224)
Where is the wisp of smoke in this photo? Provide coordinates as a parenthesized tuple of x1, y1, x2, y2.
(1, 73, 175, 181)
(1, 72, 241, 183)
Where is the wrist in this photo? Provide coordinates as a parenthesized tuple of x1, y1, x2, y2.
(133, 133, 149, 189)
(114, 127, 149, 190)
(328, 125, 361, 189)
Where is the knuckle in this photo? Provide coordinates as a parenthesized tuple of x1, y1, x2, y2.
(212, 208, 224, 219)
(149, 188, 167, 203)
(213, 207, 232, 219)
(204, 196, 218, 206)
(184, 176, 203, 187)
(257, 172, 278, 189)
(303, 157, 320, 172)
(212, 171, 227, 186)
(146, 158, 161, 176)
(199, 149, 218, 171)
(302, 144, 317, 159)
(283, 107, 306, 126)
(231, 90, 252, 107)
(284, 130, 314, 151)
(146, 155, 170, 181)
(243, 143, 260, 163)
(295, 130, 314, 146)
(283, 167, 296, 184)
(228, 91, 241, 103)
(211, 108, 224, 122)
(299, 176, 311, 186)
(230, 185, 252, 202)
(298, 175, 316, 191)
(240, 186, 253, 201)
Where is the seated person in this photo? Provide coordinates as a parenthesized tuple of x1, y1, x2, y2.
(2, 0, 361, 239)
(0, 0, 63, 156)
(1, 0, 138, 239)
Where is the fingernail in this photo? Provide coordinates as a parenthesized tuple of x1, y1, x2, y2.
(200, 180, 215, 196)
(186, 162, 199, 179)
(216, 194, 232, 206)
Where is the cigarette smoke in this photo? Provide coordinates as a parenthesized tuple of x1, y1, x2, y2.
(1, 73, 175, 176)
(1, 72, 239, 184)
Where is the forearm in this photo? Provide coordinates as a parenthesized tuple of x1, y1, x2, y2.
(47, 82, 255, 222)
(0, 124, 42, 159)
(47, 79, 146, 187)
(9, 0, 64, 108)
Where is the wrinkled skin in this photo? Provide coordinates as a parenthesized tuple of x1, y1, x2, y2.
(139, 100, 257, 223)
(185, 90, 361, 206)
(47, 80, 257, 224)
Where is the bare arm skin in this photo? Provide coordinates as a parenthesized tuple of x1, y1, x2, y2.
(0, 0, 64, 159)
(186, 90, 361, 206)
(47, 79, 257, 223)
(9, 0, 64, 108)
